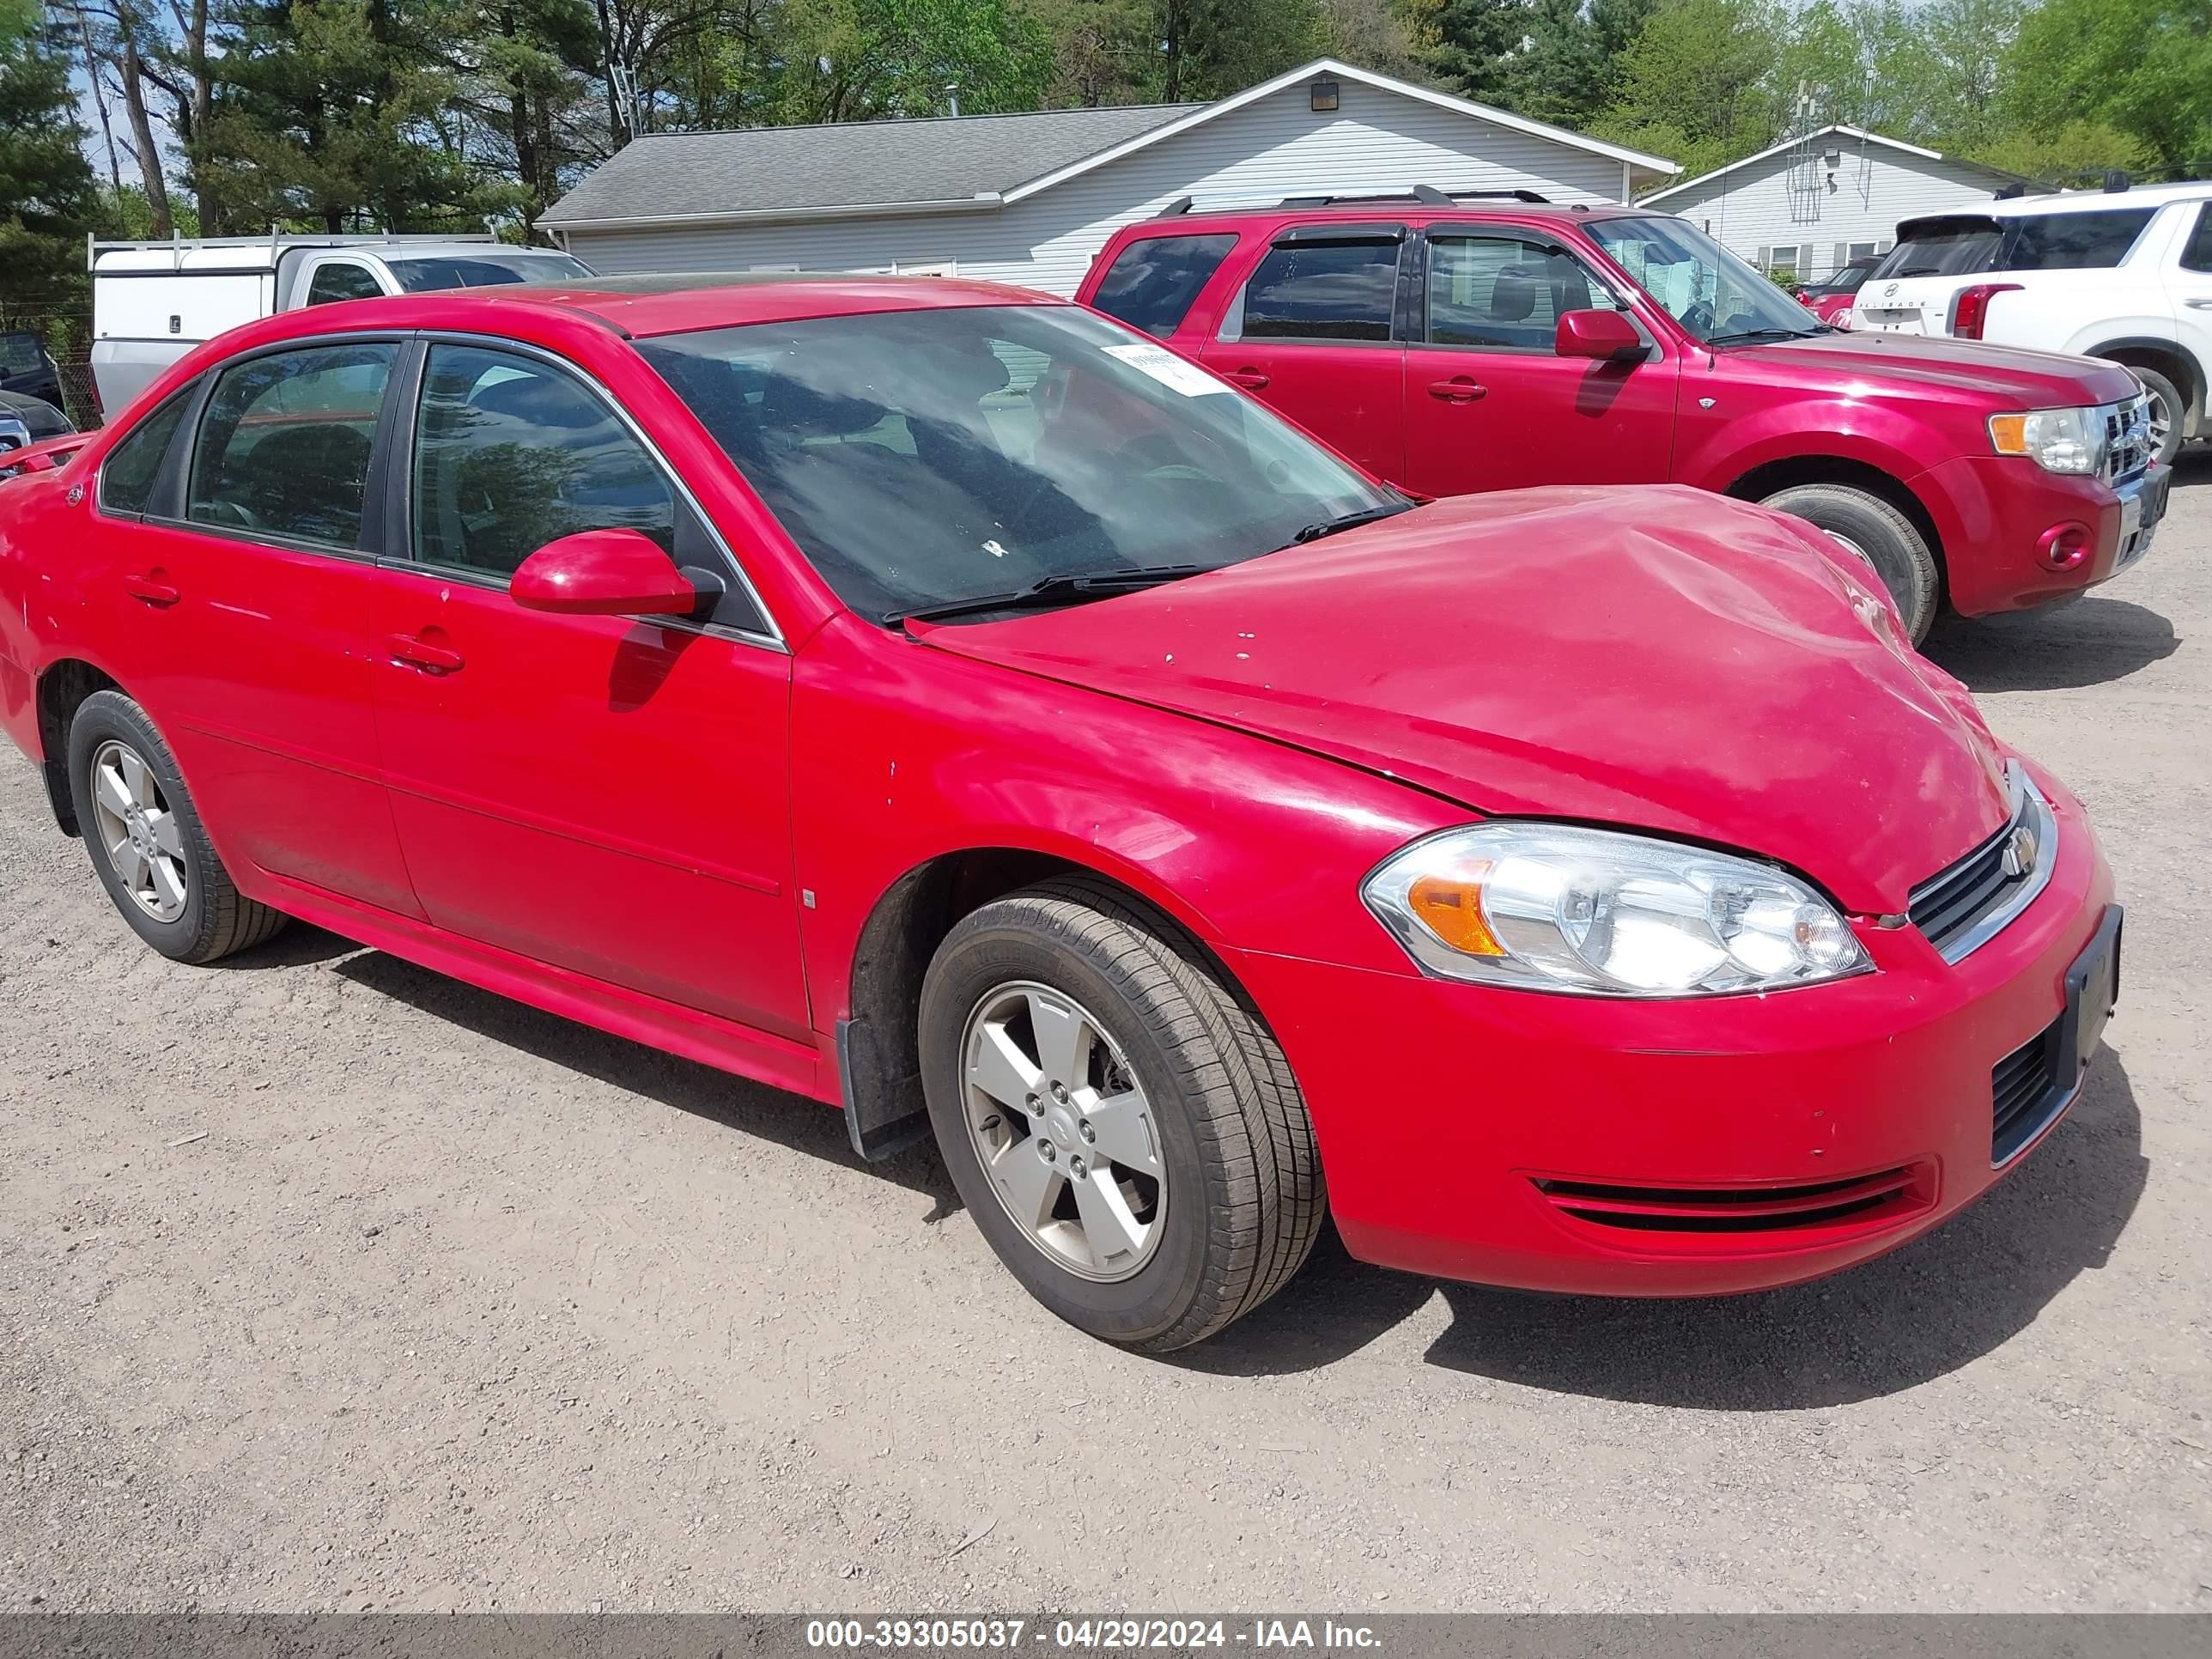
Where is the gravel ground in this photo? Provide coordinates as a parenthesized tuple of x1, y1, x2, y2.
(3, 459, 2208, 1614)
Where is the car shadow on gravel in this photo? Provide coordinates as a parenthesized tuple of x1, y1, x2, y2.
(328, 949, 960, 1204)
(1176, 1054, 2144, 1401)
(1922, 599, 2178, 692)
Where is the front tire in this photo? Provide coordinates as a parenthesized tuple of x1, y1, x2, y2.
(1761, 482, 1942, 645)
(66, 690, 287, 964)
(2133, 366, 2185, 468)
(919, 877, 1324, 1352)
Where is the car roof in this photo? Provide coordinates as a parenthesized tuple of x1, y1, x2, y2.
(1118, 201, 1651, 236)
(1987, 180, 2212, 217)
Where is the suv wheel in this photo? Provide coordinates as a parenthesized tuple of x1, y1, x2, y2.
(1760, 483, 1941, 644)
(2133, 367, 2185, 468)
(66, 690, 288, 963)
(918, 876, 1325, 1352)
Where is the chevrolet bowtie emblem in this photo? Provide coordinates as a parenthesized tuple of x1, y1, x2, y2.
(2000, 825, 2039, 879)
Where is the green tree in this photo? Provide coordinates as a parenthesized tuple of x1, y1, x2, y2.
(0, 3, 99, 330)
(1414, 0, 1526, 102)
(766, 0, 1050, 121)
(1596, 0, 1777, 177)
(2000, 0, 2212, 179)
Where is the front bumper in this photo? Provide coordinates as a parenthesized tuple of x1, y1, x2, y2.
(1225, 771, 2115, 1296)
(1921, 454, 2170, 617)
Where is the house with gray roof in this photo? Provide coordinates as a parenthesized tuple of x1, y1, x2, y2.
(541, 58, 1679, 296)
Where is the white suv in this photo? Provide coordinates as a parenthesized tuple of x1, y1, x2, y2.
(1855, 180, 2212, 465)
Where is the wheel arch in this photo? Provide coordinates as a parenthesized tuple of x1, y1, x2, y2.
(2084, 337, 2205, 435)
(33, 658, 124, 836)
(1726, 454, 1949, 599)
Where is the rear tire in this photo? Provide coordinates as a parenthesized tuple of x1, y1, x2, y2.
(1761, 482, 1942, 645)
(2132, 366, 2185, 468)
(918, 876, 1324, 1352)
(66, 690, 288, 964)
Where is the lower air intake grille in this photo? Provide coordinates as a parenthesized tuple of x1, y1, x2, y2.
(1532, 1165, 1926, 1237)
(1992, 1013, 2063, 1164)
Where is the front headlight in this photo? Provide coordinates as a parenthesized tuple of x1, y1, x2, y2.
(1989, 406, 2105, 475)
(1362, 823, 1872, 998)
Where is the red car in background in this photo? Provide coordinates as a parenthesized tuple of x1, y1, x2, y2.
(1079, 198, 2168, 642)
(1793, 255, 1883, 325)
(0, 277, 2118, 1350)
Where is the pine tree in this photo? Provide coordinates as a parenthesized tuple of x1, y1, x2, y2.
(0, 3, 99, 330)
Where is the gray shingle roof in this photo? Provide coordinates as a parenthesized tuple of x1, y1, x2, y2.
(543, 103, 1202, 227)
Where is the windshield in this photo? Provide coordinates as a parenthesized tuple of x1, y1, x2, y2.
(386, 253, 594, 291)
(638, 304, 1403, 622)
(1871, 219, 2002, 279)
(1588, 216, 1820, 343)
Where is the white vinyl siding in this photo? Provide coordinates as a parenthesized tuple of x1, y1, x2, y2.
(1654, 142, 2032, 283)
(560, 78, 1631, 297)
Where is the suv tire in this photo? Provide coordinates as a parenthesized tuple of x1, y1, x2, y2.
(2132, 366, 2185, 468)
(918, 876, 1324, 1351)
(1761, 483, 1942, 644)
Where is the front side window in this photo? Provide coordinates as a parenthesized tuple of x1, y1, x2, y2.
(187, 343, 395, 547)
(1996, 209, 2156, 272)
(639, 304, 1403, 623)
(410, 343, 675, 576)
(1426, 236, 1621, 349)
(1091, 234, 1240, 337)
(1589, 216, 1820, 343)
(2178, 204, 2212, 273)
(97, 386, 193, 517)
(1231, 238, 1401, 342)
(305, 262, 385, 305)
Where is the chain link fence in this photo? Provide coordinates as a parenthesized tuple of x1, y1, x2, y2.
(3, 313, 102, 432)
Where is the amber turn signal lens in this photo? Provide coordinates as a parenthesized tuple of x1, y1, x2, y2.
(1988, 413, 2028, 455)
(1407, 867, 1504, 957)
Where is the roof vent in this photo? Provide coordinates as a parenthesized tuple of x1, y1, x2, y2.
(1310, 78, 1339, 112)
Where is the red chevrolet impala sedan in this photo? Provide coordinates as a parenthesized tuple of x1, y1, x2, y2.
(0, 276, 2119, 1350)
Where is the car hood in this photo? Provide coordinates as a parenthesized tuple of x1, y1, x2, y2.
(1729, 331, 2142, 407)
(913, 488, 2013, 913)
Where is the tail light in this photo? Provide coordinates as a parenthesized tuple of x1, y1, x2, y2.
(1949, 283, 2022, 340)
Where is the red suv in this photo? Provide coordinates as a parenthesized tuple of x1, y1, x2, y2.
(1080, 196, 2171, 641)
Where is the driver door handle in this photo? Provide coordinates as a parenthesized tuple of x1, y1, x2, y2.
(1428, 377, 1488, 403)
(387, 634, 465, 674)
(1222, 368, 1270, 390)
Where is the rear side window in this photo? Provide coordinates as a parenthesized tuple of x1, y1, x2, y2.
(1090, 234, 1239, 337)
(2182, 204, 2212, 273)
(305, 262, 384, 305)
(97, 389, 193, 517)
(1996, 209, 2157, 271)
(1233, 239, 1401, 343)
(188, 343, 396, 549)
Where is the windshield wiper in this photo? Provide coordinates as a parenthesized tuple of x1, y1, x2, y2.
(1705, 325, 1826, 346)
(1289, 502, 1413, 545)
(885, 564, 1210, 626)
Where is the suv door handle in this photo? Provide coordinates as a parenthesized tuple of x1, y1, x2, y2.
(123, 572, 180, 606)
(2186, 298, 2212, 311)
(386, 633, 464, 674)
(1222, 368, 1270, 390)
(1428, 378, 1488, 403)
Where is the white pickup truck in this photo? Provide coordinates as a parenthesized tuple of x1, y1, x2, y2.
(1853, 179, 2212, 465)
(89, 232, 594, 415)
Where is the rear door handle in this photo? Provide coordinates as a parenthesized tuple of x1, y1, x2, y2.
(1428, 378, 1488, 403)
(123, 572, 180, 606)
(1222, 368, 1270, 390)
(386, 633, 464, 674)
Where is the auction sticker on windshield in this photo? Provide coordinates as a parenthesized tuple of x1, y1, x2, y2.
(1103, 341, 1231, 396)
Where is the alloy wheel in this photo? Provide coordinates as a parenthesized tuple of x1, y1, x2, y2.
(959, 981, 1166, 1282)
(88, 739, 187, 923)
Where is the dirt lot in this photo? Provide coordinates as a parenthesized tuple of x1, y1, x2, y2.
(3, 460, 2208, 1614)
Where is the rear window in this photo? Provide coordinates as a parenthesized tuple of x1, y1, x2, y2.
(1232, 239, 1401, 343)
(1873, 218, 2002, 279)
(1994, 209, 2156, 271)
(1090, 234, 1239, 338)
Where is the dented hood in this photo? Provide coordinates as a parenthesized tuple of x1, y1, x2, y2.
(914, 487, 2014, 913)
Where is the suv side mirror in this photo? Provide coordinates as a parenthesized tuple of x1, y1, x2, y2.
(1556, 309, 1648, 363)
(510, 529, 701, 617)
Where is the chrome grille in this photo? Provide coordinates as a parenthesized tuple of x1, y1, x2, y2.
(2104, 394, 2151, 483)
(1908, 761, 2057, 963)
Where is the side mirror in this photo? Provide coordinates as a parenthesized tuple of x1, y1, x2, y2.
(1555, 309, 1649, 363)
(510, 529, 700, 618)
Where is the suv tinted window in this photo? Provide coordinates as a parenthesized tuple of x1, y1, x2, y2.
(1427, 236, 1621, 349)
(2183, 204, 2212, 273)
(97, 387, 193, 516)
(1091, 234, 1239, 337)
(305, 262, 384, 305)
(1996, 209, 2156, 271)
(1873, 218, 2002, 279)
(188, 343, 394, 546)
(1235, 240, 1400, 342)
(411, 343, 675, 576)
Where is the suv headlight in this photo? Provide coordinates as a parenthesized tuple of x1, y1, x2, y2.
(1989, 407, 2105, 475)
(1362, 823, 1872, 998)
